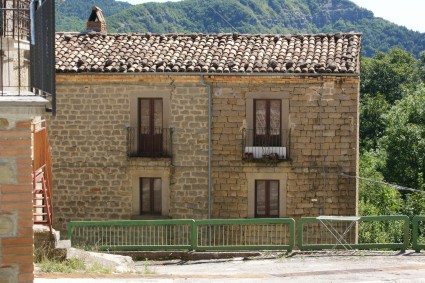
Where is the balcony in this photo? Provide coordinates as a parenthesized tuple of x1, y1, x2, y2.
(242, 129, 291, 163)
(127, 127, 173, 158)
(1, 0, 30, 95)
(0, 0, 30, 40)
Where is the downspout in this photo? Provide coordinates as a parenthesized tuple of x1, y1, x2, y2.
(30, 0, 36, 45)
(200, 75, 212, 220)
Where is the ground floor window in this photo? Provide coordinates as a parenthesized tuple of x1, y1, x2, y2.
(255, 180, 279, 217)
(140, 177, 162, 215)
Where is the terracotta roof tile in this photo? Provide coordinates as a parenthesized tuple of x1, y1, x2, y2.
(55, 32, 362, 74)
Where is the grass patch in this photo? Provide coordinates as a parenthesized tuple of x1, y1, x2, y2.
(38, 257, 113, 274)
(143, 258, 156, 275)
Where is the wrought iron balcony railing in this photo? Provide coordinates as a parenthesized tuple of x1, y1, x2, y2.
(242, 128, 291, 162)
(127, 127, 173, 158)
(1, 0, 30, 95)
(0, 0, 30, 39)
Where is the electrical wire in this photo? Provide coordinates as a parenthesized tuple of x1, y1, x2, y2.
(208, 4, 240, 33)
(326, 172, 425, 194)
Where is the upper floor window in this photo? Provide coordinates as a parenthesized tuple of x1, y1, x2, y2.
(243, 97, 289, 161)
(254, 99, 281, 146)
(128, 92, 172, 158)
(139, 98, 163, 156)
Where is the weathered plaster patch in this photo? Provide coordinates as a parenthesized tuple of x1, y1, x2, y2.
(0, 212, 17, 237)
(0, 118, 9, 129)
(0, 217, 14, 236)
(0, 266, 19, 283)
(0, 161, 16, 184)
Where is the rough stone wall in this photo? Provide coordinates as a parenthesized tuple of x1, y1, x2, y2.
(0, 117, 34, 283)
(210, 76, 359, 218)
(51, 74, 358, 234)
(49, 77, 132, 233)
(50, 75, 210, 233)
(168, 82, 209, 219)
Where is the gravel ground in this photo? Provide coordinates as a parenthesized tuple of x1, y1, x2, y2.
(35, 250, 425, 283)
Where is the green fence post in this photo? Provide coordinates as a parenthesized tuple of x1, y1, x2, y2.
(297, 218, 304, 251)
(67, 222, 73, 245)
(412, 216, 420, 253)
(288, 218, 295, 252)
(191, 220, 197, 251)
(402, 215, 410, 253)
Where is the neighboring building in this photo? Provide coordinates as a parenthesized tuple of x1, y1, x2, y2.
(0, 0, 55, 282)
(51, 27, 361, 234)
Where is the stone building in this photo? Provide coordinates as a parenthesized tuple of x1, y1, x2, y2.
(51, 32, 361, 234)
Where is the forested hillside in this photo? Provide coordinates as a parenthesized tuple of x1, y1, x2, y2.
(56, 0, 132, 32)
(56, 0, 425, 58)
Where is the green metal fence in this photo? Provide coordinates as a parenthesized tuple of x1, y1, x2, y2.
(194, 218, 295, 251)
(298, 216, 410, 251)
(68, 216, 416, 252)
(412, 216, 425, 252)
(68, 220, 195, 251)
(68, 218, 295, 252)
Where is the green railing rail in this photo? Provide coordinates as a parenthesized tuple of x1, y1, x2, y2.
(298, 215, 410, 252)
(68, 218, 295, 252)
(412, 215, 425, 252)
(68, 220, 195, 251)
(194, 218, 295, 251)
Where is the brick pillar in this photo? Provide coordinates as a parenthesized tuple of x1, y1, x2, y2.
(0, 119, 34, 283)
(0, 96, 48, 283)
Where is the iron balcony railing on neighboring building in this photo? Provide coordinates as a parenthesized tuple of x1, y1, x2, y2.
(127, 127, 173, 158)
(242, 128, 291, 162)
(1, 0, 30, 95)
(1, 0, 56, 112)
(0, 0, 30, 39)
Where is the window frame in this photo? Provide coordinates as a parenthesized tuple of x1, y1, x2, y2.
(245, 92, 289, 148)
(131, 169, 170, 219)
(129, 91, 171, 157)
(247, 172, 287, 218)
(254, 180, 280, 218)
(138, 97, 164, 156)
(139, 177, 162, 215)
(253, 99, 282, 146)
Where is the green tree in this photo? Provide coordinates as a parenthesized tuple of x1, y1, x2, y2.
(360, 93, 390, 151)
(359, 150, 402, 216)
(361, 48, 419, 103)
(381, 85, 425, 190)
(419, 51, 425, 82)
(358, 150, 404, 244)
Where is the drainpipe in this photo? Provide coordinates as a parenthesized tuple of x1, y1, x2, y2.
(30, 0, 37, 45)
(200, 75, 212, 220)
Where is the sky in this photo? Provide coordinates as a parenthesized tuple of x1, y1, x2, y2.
(118, 0, 425, 33)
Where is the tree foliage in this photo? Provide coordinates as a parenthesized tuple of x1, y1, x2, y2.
(359, 47, 425, 240)
(381, 85, 425, 191)
(361, 48, 419, 103)
(359, 151, 402, 216)
(419, 51, 425, 82)
(360, 93, 390, 151)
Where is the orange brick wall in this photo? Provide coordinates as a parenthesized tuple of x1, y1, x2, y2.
(0, 120, 34, 283)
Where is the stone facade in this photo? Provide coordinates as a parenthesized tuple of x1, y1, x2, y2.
(49, 73, 359, 234)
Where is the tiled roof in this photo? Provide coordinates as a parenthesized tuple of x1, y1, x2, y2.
(55, 32, 361, 74)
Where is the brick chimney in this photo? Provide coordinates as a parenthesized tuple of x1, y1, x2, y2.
(86, 6, 106, 33)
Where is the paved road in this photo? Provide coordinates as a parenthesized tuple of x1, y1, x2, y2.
(35, 251, 425, 283)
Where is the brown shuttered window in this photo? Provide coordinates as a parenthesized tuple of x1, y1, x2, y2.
(255, 180, 279, 217)
(140, 177, 162, 215)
